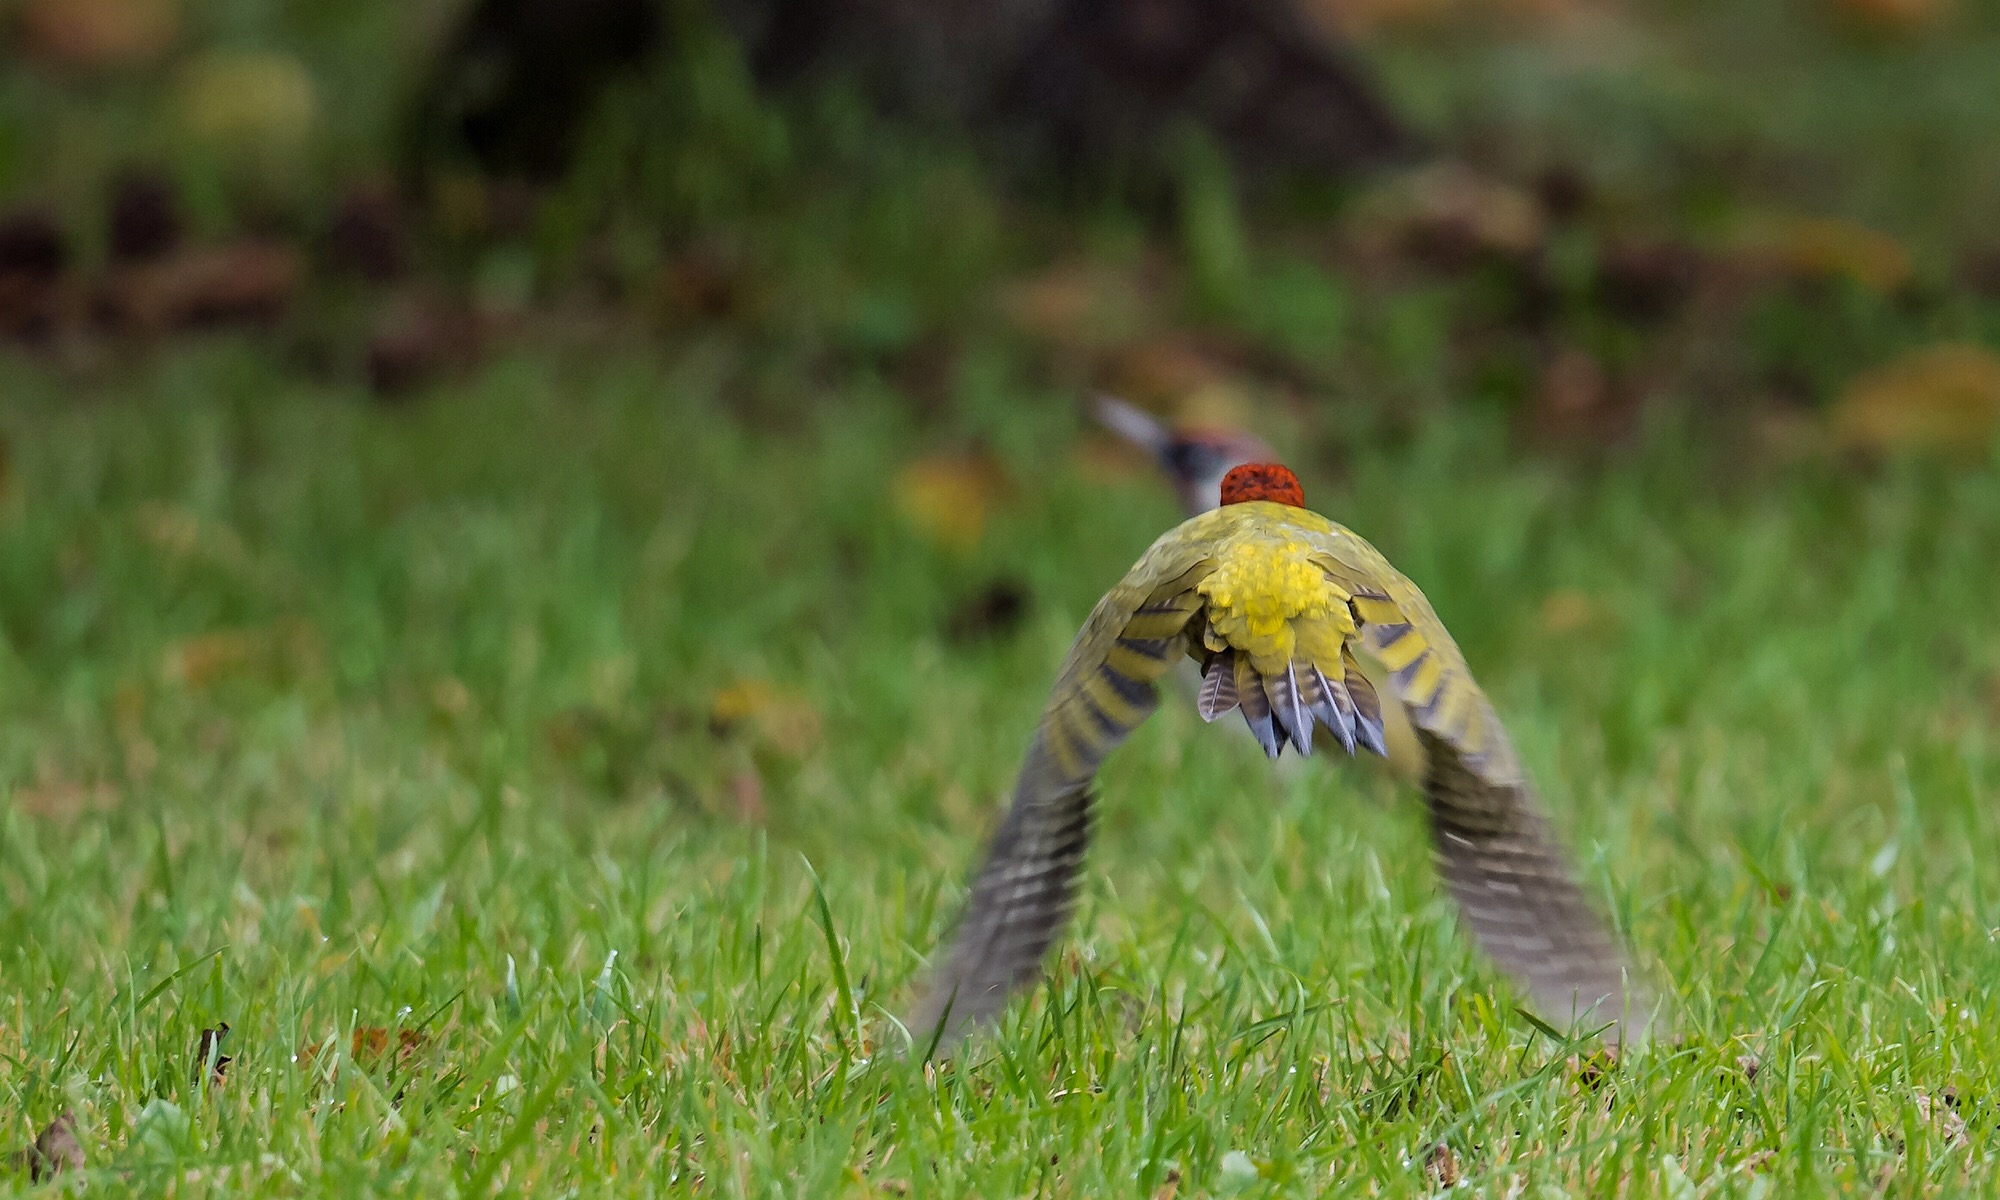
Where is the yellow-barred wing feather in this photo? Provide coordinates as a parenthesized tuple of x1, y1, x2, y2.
(910, 497, 1642, 1051)
(1328, 537, 1642, 1043)
(906, 552, 1213, 1046)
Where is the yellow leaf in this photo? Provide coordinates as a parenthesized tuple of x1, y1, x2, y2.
(891, 451, 1011, 553)
(709, 679, 774, 729)
(1743, 214, 1913, 293)
(710, 680, 821, 757)
(176, 51, 318, 152)
(1541, 589, 1609, 635)
(1832, 344, 2000, 456)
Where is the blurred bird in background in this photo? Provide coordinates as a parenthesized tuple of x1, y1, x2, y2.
(1093, 392, 1276, 514)
(1094, 393, 1424, 778)
(911, 462, 1644, 1051)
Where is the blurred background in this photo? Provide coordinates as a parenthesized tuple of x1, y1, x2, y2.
(4, 0, 2000, 886)
(2, 0, 1999, 444)
(5, 0, 2000, 943)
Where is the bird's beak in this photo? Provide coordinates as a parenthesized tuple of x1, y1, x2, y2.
(1092, 393, 1171, 459)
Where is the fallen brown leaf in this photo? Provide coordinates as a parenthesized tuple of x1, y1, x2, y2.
(1915, 1087, 1968, 1146)
(1427, 1141, 1461, 1187)
(9, 1110, 83, 1182)
(18, 0, 179, 71)
(299, 1026, 429, 1073)
(195, 1022, 232, 1086)
(1569, 1048, 1616, 1092)
(366, 292, 482, 398)
(1831, 343, 2000, 457)
(100, 241, 301, 333)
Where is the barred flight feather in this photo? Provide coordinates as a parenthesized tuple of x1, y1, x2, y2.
(909, 496, 1647, 1054)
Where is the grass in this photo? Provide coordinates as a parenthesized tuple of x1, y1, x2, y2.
(0, 338, 1997, 1195)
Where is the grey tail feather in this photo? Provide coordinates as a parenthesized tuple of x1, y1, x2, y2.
(1235, 654, 1282, 758)
(1198, 652, 1239, 722)
(1342, 652, 1388, 758)
(1267, 663, 1314, 756)
(1308, 663, 1357, 754)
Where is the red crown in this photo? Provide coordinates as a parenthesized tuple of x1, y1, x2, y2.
(1219, 463, 1305, 508)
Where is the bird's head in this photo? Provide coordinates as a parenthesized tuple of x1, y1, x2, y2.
(1219, 463, 1306, 508)
(1093, 393, 1277, 514)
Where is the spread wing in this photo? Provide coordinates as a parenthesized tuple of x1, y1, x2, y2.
(1314, 530, 1645, 1043)
(906, 539, 1214, 1051)
(908, 508, 1645, 1054)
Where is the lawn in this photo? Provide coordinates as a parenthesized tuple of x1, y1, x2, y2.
(1, 335, 1997, 1195)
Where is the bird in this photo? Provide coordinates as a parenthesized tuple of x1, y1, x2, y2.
(908, 461, 1641, 1053)
(1093, 393, 1276, 515)
(1094, 393, 1425, 778)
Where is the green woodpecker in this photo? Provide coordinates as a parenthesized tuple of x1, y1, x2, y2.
(1094, 394, 1425, 780)
(911, 463, 1640, 1051)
